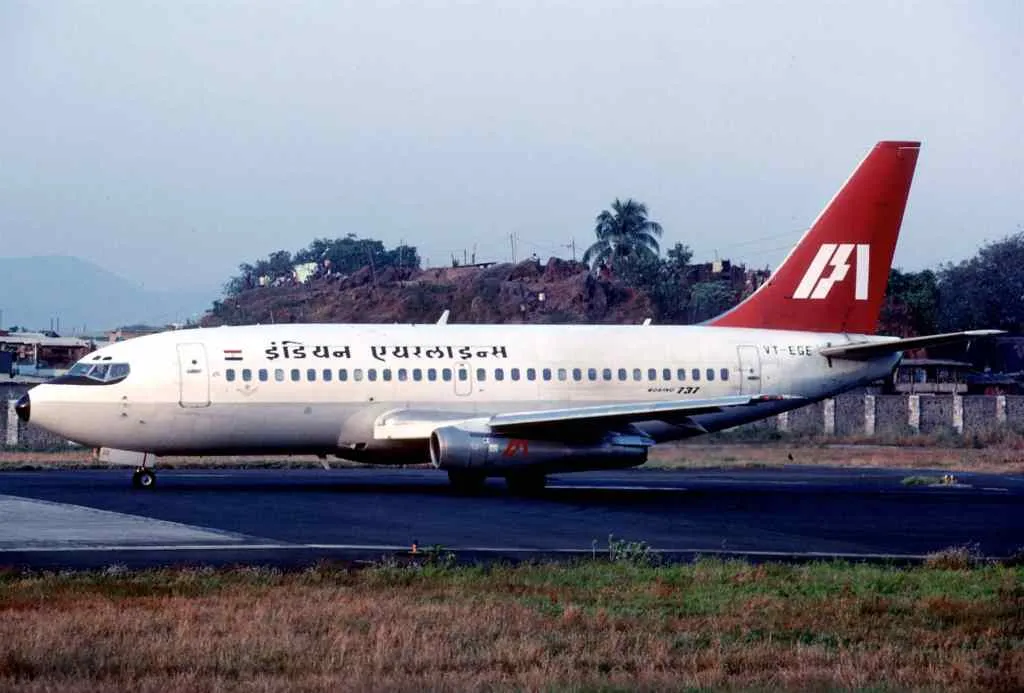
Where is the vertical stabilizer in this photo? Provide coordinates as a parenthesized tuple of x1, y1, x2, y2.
(709, 141, 920, 334)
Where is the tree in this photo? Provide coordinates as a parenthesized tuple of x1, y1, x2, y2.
(687, 282, 737, 323)
(582, 198, 663, 271)
(937, 232, 1024, 332)
(879, 268, 938, 337)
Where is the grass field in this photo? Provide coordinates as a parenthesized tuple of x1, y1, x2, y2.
(1, 558, 1022, 692)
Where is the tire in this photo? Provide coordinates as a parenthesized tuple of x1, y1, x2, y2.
(505, 472, 546, 495)
(133, 469, 156, 490)
(447, 469, 487, 493)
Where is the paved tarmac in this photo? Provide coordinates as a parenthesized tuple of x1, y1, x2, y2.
(0, 466, 1021, 569)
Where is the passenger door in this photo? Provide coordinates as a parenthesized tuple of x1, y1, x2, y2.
(177, 343, 211, 407)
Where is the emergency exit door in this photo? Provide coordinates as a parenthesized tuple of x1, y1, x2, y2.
(177, 343, 211, 407)
(737, 345, 762, 395)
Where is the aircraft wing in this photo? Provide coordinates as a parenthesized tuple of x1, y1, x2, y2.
(374, 394, 797, 440)
(819, 330, 1004, 361)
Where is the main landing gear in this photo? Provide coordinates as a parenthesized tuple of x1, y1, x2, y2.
(505, 471, 547, 495)
(131, 467, 156, 490)
(447, 469, 487, 493)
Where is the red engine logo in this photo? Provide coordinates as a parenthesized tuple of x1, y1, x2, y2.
(502, 439, 529, 457)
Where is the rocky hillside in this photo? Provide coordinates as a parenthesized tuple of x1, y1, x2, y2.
(204, 259, 655, 326)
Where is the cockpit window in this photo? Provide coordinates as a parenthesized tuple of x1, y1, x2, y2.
(55, 361, 131, 385)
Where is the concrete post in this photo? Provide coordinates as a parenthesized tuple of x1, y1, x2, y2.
(952, 395, 964, 434)
(6, 400, 18, 448)
(864, 395, 875, 436)
(823, 398, 835, 436)
(996, 395, 1007, 426)
(776, 411, 790, 433)
(908, 395, 921, 432)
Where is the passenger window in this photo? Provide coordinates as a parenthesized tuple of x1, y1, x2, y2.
(572, 368, 582, 382)
(291, 369, 300, 382)
(633, 368, 642, 381)
(588, 368, 597, 381)
(476, 368, 486, 381)
(543, 368, 552, 381)
(382, 369, 392, 381)
(323, 369, 332, 382)
(397, 369, 407, 382)
(706, 368, 715, 381)
(692, 368, 701, 381)
(618, 368, 627, 381)
(339, 369, 348, 381)
(242, 369, 252, 382)
(413, 368, 423, 382)
(603, 368, 612, 381)
(647, 368, 657, 381)
(442, 368, 452, 382)
(495, 368, 505, 381)
(720, 368, 729, 381)
(226, 369, 236, 382)
(511, 368, 520, 381)
(306, 369, 316, 381)
(558, 368, 567, 381)
(368, 369, 378, 382)
(354, 369, 364, 382)
(275, 369, 285, 382)
(677, 368, 686, 381)
(527, 368, 537, 381)
(663, 368, 671, 381)
(458, 368, 468, 381)
(259, 369, 268, 382)
(428, 368, 437, 381)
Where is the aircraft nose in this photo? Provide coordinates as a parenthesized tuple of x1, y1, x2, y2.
(15, 393, 30, 423)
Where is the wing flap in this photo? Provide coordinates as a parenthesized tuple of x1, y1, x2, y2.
(374, 395, 798, 440)
(819, 330, 1003, 360)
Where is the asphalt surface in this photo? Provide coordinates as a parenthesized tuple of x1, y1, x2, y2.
(0, 466, 1022, 569)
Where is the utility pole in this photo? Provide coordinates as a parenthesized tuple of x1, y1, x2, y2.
(565, 238, 577, 262)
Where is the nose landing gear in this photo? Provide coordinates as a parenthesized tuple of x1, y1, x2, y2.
(131, 467, 156, 489)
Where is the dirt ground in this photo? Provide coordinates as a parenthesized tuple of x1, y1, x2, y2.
(2, 441, 1023, 474)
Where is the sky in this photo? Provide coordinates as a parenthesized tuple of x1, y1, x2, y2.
(1, 0, 1021, 294)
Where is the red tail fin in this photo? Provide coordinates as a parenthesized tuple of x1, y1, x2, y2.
(709, 141, 920, 334)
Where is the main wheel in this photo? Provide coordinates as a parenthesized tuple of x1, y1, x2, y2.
(132, 469, 156, 490)
(447, 469, 487, 493)
(505, 472, 547, 495)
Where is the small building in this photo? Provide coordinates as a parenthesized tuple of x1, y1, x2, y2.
(891, 358, 972, 394)
(0, 332, 94, 380)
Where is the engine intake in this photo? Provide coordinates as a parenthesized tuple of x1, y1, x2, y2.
(429, 426, 650, 473)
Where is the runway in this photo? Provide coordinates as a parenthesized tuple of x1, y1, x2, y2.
(0, 466, 1022, 569)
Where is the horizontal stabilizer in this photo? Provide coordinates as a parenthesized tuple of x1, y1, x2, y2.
(819, 330, 1004, 360)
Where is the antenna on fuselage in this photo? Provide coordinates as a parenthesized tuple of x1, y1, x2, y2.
(642, 318, 652, 326)
(437, 310, 451, 325)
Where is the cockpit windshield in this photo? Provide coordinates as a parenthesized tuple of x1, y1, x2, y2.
(58, 361, 131, 385)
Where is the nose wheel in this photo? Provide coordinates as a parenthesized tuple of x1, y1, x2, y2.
(131, 468, 156, 489)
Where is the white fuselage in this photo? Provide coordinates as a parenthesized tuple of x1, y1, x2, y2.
(27, 323, 898, 462)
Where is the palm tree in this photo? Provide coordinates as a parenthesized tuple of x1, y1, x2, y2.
(582, 198, 663, 272)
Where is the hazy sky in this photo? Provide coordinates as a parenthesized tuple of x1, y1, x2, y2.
(2, 1, 1020, 294)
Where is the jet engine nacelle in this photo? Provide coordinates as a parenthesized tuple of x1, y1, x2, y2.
(429, 426, 650, 473)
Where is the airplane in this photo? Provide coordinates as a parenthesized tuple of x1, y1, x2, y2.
(15, 141, 1001, 491)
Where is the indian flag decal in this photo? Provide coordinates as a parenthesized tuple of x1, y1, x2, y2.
(224, 349, 243, 362)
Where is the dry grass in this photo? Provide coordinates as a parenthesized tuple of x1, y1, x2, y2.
(0, 560, 1021, 692)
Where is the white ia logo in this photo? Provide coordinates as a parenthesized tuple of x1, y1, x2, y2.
(793, 243, 870, 300)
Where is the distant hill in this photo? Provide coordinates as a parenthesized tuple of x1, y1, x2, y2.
(203, 259, 655, 327)
(0, 256, 214, 332)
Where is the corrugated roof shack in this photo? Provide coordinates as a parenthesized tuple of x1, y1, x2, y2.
(0, 332, 94, 379)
